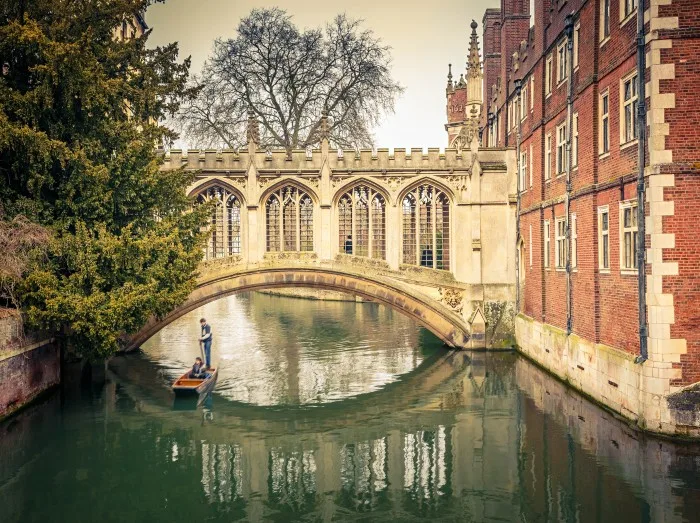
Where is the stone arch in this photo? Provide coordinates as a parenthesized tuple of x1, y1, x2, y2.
(127, 266, 471, 351)
(331, 177, 394, 207)
(187, 177, 246, 204)
(397, 176, 456, 204)
(258, 177, 319, 207)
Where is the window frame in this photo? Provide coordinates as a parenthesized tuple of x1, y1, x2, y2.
(598, 206, 610, 272)
(556, 122, 568, 175)
(197, 186, 243, 261)
(572, 113, 579, 168)
(555, 216, 567, 270)
(600, 90, 610, 156)
(543, 219, 551, 269)
(400, 184, 451, 271)
(265, 185, 315, 253)
(545, 133, 552, 181)
(620, 0, 637, 26)
(545, 54, 553, 96)
(620, 72, 639, 147)
(530, 76, 535, 112)
(573, 23, 580, 70)
(601, 0, 611, 44)
(571, 213, 578, 270)
(337, 184, 387, 260)
(557, 40, 568, 85)
(519, 150, 527, 192)
(619, 200, 639, 273)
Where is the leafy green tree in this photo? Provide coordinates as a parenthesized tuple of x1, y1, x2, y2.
(0, 0, 209, 358)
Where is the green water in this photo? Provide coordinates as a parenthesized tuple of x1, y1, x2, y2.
(1, 292, 699, 522)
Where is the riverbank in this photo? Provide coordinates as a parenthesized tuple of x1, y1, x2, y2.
(0, 339, 59, 421)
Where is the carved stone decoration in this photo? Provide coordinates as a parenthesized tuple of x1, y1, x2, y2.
(331, 176, 350, 188)
(386, 177, 405, 191)
(246, 108, 260, 145)
(320, 110, 330, 141)
(467, 20, 481, 79)
(231, 177, 247, 190)
(306, 177, 320, 188)
(451, 113, 480, 152)
(258, 176, 279, 189)
(444, 175, 469, 192)
(439, 287, 464, 314)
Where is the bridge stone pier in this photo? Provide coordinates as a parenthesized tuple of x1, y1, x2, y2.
(135, 127, 517, 350)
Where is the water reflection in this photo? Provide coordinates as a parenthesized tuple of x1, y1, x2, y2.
(1, 295, 700, 522)
(142, 292, 436, 405)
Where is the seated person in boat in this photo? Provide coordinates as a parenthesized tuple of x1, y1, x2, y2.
(189, 357, 208, 379)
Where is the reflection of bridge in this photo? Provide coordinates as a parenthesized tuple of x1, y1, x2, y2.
(62, 353, 698, 521)
(4, 353, 697, 521)
(106, 351, 520, 519)
(133, 122, 516, 349)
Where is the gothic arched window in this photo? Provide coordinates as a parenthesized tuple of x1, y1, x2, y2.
(338, 184, 386, 260)
(196, 186, 242, 260)
(266, 186, 314, 252)
(401, 184, 450, 270)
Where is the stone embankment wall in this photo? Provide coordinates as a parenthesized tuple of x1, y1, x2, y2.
(256, 288, 366, 302)
(0, 310, 59, 420)
(516, 313, 700, 438)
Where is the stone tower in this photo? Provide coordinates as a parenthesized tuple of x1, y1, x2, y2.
(445, 20, 483, 148)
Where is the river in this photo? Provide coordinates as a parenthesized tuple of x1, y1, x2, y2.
(1, 292, 699, 522)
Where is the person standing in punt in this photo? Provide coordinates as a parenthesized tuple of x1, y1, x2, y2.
(199, 318, 213, 369)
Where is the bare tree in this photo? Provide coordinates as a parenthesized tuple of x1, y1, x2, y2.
(0, 214, 49, 309)
(176, 8, 403, 151)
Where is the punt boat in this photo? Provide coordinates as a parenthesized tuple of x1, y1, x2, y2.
(172, 366, 218, 397)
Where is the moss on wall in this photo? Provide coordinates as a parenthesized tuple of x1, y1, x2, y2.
(484, 300, 515, 348)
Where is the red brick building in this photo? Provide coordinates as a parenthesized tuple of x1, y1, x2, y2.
(465, 0, 700, 435)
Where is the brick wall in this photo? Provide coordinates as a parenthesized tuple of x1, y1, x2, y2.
(479, 0, 699, 389)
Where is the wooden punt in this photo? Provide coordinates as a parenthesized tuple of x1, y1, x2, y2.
(172, 366, 218, 397)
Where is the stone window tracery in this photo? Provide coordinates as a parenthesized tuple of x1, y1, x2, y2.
(337, 184, 386, 260)
(266, 185, 314, 252)
(196, 186, 242, 260)
(401, 184, 450, 270)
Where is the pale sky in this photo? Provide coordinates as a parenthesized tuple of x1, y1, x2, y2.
(146, 0, 496, 149)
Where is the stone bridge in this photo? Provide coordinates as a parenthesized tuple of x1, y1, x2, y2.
(130, 126, 517, 350)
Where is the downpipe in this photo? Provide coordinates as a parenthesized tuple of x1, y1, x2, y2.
(514, 79, 523, 314)
(565, 15, 574, 334)
(635, 1, 648, 364)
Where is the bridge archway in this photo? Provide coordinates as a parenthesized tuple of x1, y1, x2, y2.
(128, 263, 471, 351)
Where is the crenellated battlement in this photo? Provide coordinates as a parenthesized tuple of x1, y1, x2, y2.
(160, 146, 503, 173)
